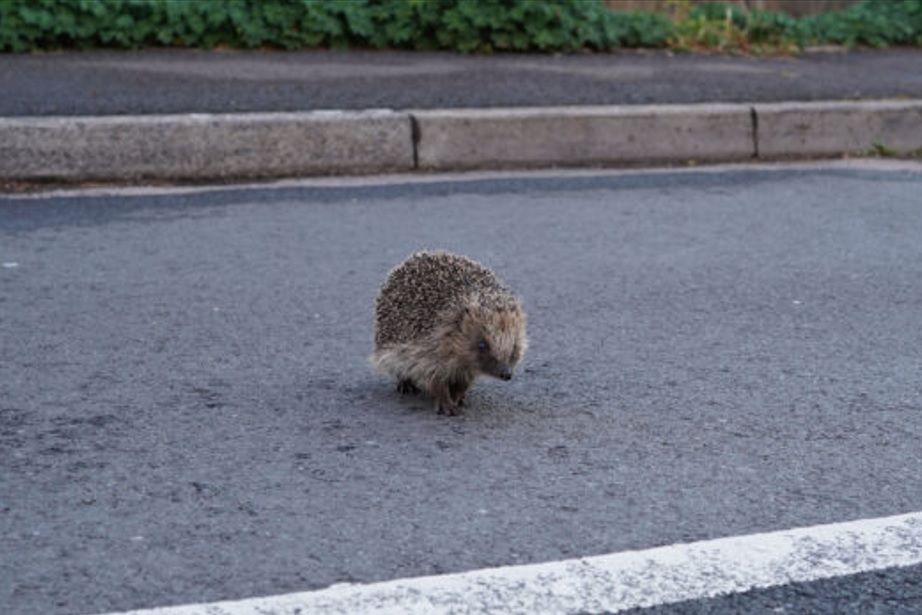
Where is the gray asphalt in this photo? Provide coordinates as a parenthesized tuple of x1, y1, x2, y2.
(2, 48, 921, 116)
(2, 163, 922, 614)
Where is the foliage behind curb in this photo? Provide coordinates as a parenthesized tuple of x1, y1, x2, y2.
(0, 0, 920, 53)
(0, 0, 671, 53)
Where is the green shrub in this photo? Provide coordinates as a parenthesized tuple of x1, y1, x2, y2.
(671, 0, 922, 53)
(0, 0, 920, 53)
(801, 0, 922, 47)
(609, 10, 673, 48)
(0, 0, 672, 53)
(427, 0, 671, 53)
(745, 9, 802, 46)
(688, 2, 748, 29)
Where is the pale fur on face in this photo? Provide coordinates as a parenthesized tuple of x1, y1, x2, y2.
(446, 300, 528, 381)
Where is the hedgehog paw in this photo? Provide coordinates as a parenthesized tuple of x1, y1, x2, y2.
(436, 400, 463, 417)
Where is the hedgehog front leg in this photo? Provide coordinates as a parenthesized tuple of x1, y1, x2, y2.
(431, 380, 461, 416)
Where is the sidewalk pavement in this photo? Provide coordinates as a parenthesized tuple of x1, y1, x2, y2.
(1, 48, 921, 184)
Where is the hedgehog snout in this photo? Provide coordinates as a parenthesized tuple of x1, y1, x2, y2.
(496, 364, 513, 381)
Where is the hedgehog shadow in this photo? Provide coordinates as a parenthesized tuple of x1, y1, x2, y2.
(365, 379, 553, 427)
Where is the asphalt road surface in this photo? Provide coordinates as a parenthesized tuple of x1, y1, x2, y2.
(2, 48, 921, 117)
(2, 161, 922, 614)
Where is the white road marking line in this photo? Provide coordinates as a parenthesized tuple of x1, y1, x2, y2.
(99, 511, 922, 615)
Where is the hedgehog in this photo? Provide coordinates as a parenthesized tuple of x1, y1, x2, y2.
(370, 250, 528, 416)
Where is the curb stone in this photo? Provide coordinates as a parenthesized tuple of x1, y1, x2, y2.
(0, 100, 920, 183)
(412, 104, 754, 169)
(753, 100, 922, 158)
(0, 110, 413, 182)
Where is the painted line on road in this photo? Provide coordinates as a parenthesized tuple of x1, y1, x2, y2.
(98, 510, 922, 615)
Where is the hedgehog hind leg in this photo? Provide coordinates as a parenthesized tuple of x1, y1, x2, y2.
(396, 379, 420, 395)
(449, 380, 470, 408)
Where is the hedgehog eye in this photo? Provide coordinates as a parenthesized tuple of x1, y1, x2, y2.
(477, 340, 490, 354)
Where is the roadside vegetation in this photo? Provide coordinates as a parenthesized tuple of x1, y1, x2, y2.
(1, 0, 921, 54)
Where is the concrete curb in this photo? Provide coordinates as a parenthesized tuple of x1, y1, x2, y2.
(0, 110, 413, 182)
(754, 100, 922, 158)
(412, 104, 755, 169)
(1, 100, 920, 183)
